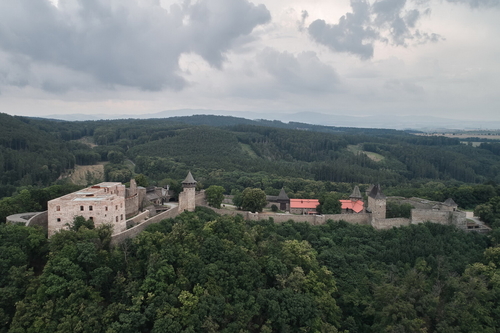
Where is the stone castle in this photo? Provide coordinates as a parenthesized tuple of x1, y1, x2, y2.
(7, 172, 489, 243)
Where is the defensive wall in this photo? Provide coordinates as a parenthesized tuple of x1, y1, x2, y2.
(372, 217, 410, 230)
(110, 206, 179, 245)
(125, 210, 150, 229)
(27, 211, 49, 229)
(125, 193, 140, 219)
(202, 205, 372, 226)
(411, 209, 466, 228)
(6, 211, 48, 229)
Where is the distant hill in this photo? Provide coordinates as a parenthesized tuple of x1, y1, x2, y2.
(41, 109, 500, 130)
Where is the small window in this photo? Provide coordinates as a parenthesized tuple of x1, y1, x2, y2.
(121, 214, 123, 220)
(80, 206, 84, 211)
(115, 205, 118, 210)
(57, 218, 61, 222)
(56, 206, 60, 211)
(116, 216, 118, 222)
(105, 206, 108, 211)
(89, 206, 93, 211)
(89, 217, 93, 221)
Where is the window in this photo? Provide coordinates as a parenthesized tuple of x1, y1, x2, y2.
(56, 206, 60, 211)
(89, 217, 93, 221)
(121, 214, 123, 220)
(115, 205, 118, 210)
(80, 206, 84, 211)
(89, 206, 93, 211)
(116, 216, 118, 222)
(57, 218, 61, 222)
(105, 206, 108, 211)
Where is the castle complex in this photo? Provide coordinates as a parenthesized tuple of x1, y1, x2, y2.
(9, 171, 489, 242)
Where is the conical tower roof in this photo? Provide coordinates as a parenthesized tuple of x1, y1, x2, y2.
(182, 171, 197, 185)
(368, 184, 386, 200)
(349, 186, 362, 200)
(443, 198, 457, 207)
(277, 188, 289, 201)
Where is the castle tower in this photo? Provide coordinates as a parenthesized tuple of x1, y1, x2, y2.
(178, 171, 197, 212)
(276, 187, 290, 211)
(349, 185, 363, 201)
(368, 184, 386, 220)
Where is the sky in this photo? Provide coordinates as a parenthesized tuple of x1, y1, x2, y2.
(0, 0, 498, 121)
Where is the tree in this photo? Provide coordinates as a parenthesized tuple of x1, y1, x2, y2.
(107, 151, 125, 164)
(135, 174, 150, 187)
(241, 188, 267, 213)
(68, 216, 95, 232)
(317, 193, 341, 214)
(205, 185, 225, 209)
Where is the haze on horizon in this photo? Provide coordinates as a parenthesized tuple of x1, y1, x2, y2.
(0, 0, 498, 122)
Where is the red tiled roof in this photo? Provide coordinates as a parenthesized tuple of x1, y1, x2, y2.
(340, 199, 364, 213)
(290, 199, 319, 209)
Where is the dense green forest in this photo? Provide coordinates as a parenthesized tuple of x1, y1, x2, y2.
(1, 207, 499, 332)
(3, 112, 500, 192)
(3, 112, 500, 331)
(3, 111, 500, 222)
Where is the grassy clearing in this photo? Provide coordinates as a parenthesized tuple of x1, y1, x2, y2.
(239, 143, 259, 158)
(348, 145, 385, 162)
(75, 136, 97, 148)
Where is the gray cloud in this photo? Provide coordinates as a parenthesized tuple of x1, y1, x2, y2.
(307, 0, 445, 58)
(308, 0, 377, 59)
(0, 0, 270, 91)
(446, 0, 500, 8)
(257, 48, 339, 93)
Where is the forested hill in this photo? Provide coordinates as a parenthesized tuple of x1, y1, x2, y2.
(2, 113, 500, 199)
(1, 207, 498, 332)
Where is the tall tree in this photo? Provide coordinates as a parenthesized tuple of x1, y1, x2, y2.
(241, 187, 267, 213)
(205, 185, 225, 209)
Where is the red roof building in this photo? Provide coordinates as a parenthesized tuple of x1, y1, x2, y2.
(290, 199, 319, 215)
(340, 199, 364, 213)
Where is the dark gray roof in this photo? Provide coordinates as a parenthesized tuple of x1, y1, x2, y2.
(350, 186, 362, 200)
(443, 198, 457, 207)
(182, 171, 197, 184)
(368, 184, 386, 200)
(277, 188, 289, 201)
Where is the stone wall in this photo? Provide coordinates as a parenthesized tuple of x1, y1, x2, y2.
(125, 210, 150, 229)
(125, 193, 140, 219)
(195, 191, 206, 206)
(373, 217, 410, 230)
(111, 206, 179, 245)
(412, 209, 451, 225)
(26, 211, 48, 229)
(201, 206, 371, 226)
(451, 211, 467, 229)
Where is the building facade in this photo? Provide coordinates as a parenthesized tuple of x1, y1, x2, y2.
(47, 182, 127, 236)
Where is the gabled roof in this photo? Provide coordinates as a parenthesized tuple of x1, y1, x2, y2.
(368, 184, 386, 200)
(443, 198, 457, 207)
(350, 186, 362, 200)
(290, 199, 319, 209)
(182, 171, 197, 184)
(340, 199, 364, 213)
(277, 188, 289, 201)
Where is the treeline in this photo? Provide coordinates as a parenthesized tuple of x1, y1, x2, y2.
(3, 112, 500, 203)
(1, 208, 498, 332)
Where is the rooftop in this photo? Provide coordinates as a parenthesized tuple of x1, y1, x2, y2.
(340, 199, 364, 213)
(290, 199, 319, 209)
(50, 182, 123, 202)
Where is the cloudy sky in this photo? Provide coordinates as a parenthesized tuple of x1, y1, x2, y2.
(0, 0, 498, 121)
